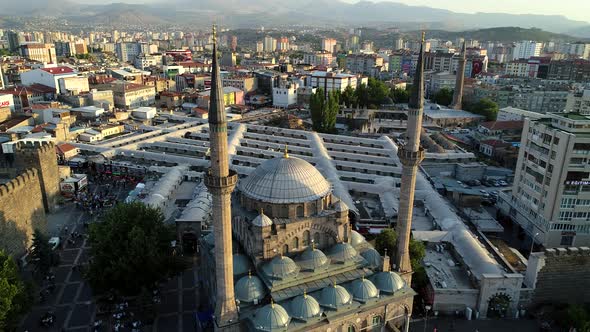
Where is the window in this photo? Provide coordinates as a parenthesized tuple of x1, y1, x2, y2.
(297, 205, 304, 217)
(283, 244, 289, 254)
(560, 235, 574, 246)
(348, 326, 356, 332)
(292, 237, 299, 249)
(303, 230, 310, 246)
(371, 316, 382, 331)
(314, 232, 321, 246)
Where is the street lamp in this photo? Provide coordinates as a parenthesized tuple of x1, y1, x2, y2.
(529, 232, 540, 257)
(423, 305, 431, 332)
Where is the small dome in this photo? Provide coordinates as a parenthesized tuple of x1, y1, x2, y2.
(263, 255, 299, 279)
(350, 230, 366, 246)
(203, 232, 215, 247)
(319, 284, 352, 309)
(251, 302, 291, 331)
(298, 247, 329, 271)
(372, 271, 406, 294)
(238, 156, 332, 204)
(334, 200, 349, 212)
(233, 254, 252, 276)
(360, 248, 383, 269)
(328, 243, 358, 263)
(252, 211, 273, 227)
(289, 293, 321, 320)
(235, 274, 266, 303)
(350, 278, 379, 302)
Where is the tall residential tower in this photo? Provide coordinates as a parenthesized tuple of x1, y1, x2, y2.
(395, 33, 426, 283)
(203, 25, 240, 330)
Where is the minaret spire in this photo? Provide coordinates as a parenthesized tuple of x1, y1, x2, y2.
(450, 41, 467, 110)
(204, 24, 240, 330)
(394, 31, 426, 285)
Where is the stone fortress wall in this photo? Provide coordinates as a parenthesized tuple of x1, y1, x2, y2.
(0, 168, 47, 257)
(527, 247, 590, 305)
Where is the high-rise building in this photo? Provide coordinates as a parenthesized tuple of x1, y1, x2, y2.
(263, 35, 276, 52)
(255, 41, 264, 53)
(277, 37, 289, 52)
(395, 32, 426, 284)
(498, 112, 590, 248)
(394, 38, 404, 50)
(230, 35, 238, 52)
(6, 31, 21, 52)
(321, 38, 337, 53)
(513, 40, 543, 60)
(20, 43, 57, 63)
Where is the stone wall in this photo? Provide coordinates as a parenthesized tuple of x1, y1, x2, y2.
(532, 247, 590, 305)
(0, 169, 47, 258)
(13, 141, 60, 212)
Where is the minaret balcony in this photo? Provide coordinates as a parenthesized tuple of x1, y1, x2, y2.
(398, 147, 425, 166)
(205, 169, 238, 193)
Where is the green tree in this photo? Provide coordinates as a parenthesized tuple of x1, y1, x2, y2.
(432, 87, 454, 106)
(86, 202, 185, 296)
(374, 228, 397, 258)
(467, 98, 499, 121)
(31, 229, 58, 275)
(567, 305, 590, 332)
(341, 85, 357, 108)
(0, 250, 31, 330)
(355, 83, 370, 108)
(391, 88, 410, 103)
(310, 88, 338, 133)
(367, 78, 390, 108)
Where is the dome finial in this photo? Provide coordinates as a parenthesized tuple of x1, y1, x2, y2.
(270, 298, 275, 308)
(303, 289, 307, 298)
(248, 269, 252, 278)
(284, 144, 289, 159)
(260, 207, 264, 215)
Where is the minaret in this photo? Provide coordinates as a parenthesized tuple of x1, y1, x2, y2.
(204, 25, 239, 330)
(450, 42, 466, 110)
(395, 32, 426, 284)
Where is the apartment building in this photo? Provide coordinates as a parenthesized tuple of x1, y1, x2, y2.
(565, 90, 590, 115)
(498, 113, 590, 247)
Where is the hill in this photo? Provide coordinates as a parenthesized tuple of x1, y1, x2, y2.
(403, 27, 583, 43)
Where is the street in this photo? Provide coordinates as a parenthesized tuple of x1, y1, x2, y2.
(20, 177, 203, 332)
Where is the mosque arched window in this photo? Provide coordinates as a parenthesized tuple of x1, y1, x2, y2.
(297, 205, 304, 217)
(293, 237, 299, 249)
(313, 232, 321, 246)
(283, 244, 289, 255)
(303, 230, 310, 246)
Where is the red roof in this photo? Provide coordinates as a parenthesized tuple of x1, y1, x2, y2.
(192, 107, 208, 115)
(480, 120, 523, 131)
(40, 66, 75, 75)
(56, 143, 77, 154)
(28, 83, 57, 94)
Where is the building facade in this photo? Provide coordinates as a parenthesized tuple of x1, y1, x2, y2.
(498, 113, 590, 247)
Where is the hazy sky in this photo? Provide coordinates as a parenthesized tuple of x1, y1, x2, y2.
(341, 0, 590, 22)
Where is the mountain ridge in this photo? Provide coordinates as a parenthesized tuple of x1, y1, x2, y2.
(1, 0, 589, 37)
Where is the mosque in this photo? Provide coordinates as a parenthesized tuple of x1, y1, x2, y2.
(198, 26, 427, 332)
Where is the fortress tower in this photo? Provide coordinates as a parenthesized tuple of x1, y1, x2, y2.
(395, 33, 426, 284)
(13, 141, 59, 213)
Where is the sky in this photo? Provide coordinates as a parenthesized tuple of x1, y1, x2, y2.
(341, 0, 590, 22)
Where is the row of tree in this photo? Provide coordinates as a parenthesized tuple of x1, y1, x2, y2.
(310, 79, 412, 133)
(432, 87, 499, 121)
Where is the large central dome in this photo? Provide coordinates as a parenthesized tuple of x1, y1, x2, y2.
(238, 155, 332, 204)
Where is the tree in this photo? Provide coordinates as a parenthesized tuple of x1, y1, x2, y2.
(0, 250, 31, 330)
(309, 88, 338, 133)
(31, 229, 58, 275)
(367, 78, 390, 108)
(466, 98, 499, 121)
(374, 228, 397, 258)
(432, 87, 454, 106)
(391, 88, 410, 104)
(341, 85, 357, 108)
(355, 83, 370, 108)
(86, 202, 185, 296)
(374, 229, 428, 287)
